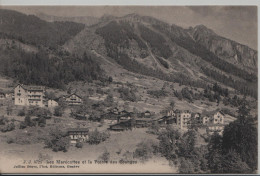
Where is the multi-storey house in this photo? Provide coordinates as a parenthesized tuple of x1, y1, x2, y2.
(175, 110, 192, 130)
(14, 84, 45, 107)
(65, 93, 83, 105)
(68, 128, 89, 144)
(202, 110, 225, 135)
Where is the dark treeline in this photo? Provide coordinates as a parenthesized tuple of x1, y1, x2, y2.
(0, 9, 85, 49)
(152, 24, 257, 83)
(0, 47, 103, 89)
(158, 101, 257, 174)
(96, 21, 147, 54)
(201, 67, 257, 98)
(138, 24, 172, 59)
(96, 22, 209, 89)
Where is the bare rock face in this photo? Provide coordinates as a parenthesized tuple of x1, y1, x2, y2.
(189, 25, 257, 70)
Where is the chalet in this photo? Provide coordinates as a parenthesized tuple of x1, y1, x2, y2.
(144, 110, 152, 117)
(202, 110, 225, 125)
(118, 111, 134, 122)
(101, 112, 120, 124)
(156, 116, 176, 125)
(176, 110, 192, 130)
(65, 93, 83, 105)
(68, 128, 89, 144)
(202, 110, 225, 135)
(135, 117, 154, 128)
(109, 120, 134, 131)
(47, 99, 58, 108)
(14, 84, 45, 107)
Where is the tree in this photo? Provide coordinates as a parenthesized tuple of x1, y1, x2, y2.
(158, 126, 180, 161)
(44, 127, 70, 152)
(170, 100, 175, 110)
(54, 106, 63, 117)
(24, 115, 32, 126)
(108, 76, 113, 83)
(133, 140, 156, 162)
(179, 157, 195, 174)
(104, 93, 114, 107)
(222, 150, 250, 173)
(178, 130, 196, 158)
(6, 105, 12, 115)
(207, 133, 224, 173)
(222, 101, 257, 171)
(99, 149, 110, 162)
(88, 129, 110, 145)
(38, 117, 46, 127)
(75, 140, 83, 148)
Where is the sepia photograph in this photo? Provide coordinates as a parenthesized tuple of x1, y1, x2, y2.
(0, 5, 258, 174)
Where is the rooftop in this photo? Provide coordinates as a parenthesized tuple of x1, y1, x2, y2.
(16, 84, 45, 91)
(201, 109, 224, 117)
(67, 128, 89, 132)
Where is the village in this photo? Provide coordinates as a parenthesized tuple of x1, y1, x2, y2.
(0, 83, 232, 146)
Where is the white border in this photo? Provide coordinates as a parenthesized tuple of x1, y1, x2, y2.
(0, 0, 259, 174)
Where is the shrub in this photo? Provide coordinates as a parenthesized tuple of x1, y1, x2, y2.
(99, 150, 110, 162)
(0, 116, 8, 125)
(1, 122, 15, 132)
(133, 140, 157, 162)
(147, 121, 160, 135)
(38, 117, 46, 127)
(179, 157, 195, 174)
(6, 137, 14, 144)
(28, 107, 52, 118)
(44, 127, 70, 152)
(19, 121, 27, 129)
(75, 140, 83, 148)
(24, 115, 36, 127)
(88, 129, 110, 145)
(147, 89, 167, 98)
(18, 108, 26, 116)
(118, 87, 138, 102)
(54, 106, 63, 117)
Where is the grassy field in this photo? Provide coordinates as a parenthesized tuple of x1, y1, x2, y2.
(0, 127, 176, 173)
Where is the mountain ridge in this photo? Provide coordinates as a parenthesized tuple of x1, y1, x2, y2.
(0, 9, 257, 98)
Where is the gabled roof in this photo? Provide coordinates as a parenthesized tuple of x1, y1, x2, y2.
(68, 128, 89, 132)
(201, 109, 224, 117)
(174, 109, 191, 114)
(144, 110, 151, 114)
(66, 93, 82, 99)
(15, 84, 45, 91)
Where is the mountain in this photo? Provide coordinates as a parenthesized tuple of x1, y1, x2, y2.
(188, 25, 257, 71)
(0, 9, 85, 48)
(0, 9, 103, 89)
(0, 10, 257, 98)
(64, 13, 257, 98)
(36, 12, 100, 26)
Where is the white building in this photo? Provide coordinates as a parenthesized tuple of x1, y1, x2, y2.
(176, 110, 192, 130)
(47, 99, 58, 108)
(14, 84, 45, 107)
(65, 93, 83, 105)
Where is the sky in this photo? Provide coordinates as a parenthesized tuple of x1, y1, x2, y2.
(1, 6, 258, 49)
